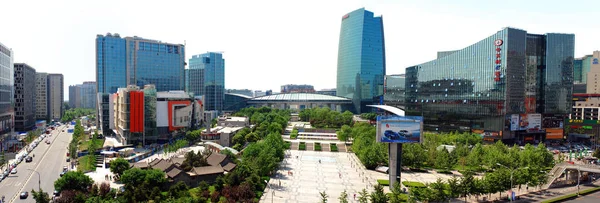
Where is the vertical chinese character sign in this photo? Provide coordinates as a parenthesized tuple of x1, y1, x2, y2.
(494, 39, 503, 82)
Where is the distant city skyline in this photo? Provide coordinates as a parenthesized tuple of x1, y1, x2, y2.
(2, 0, 600, 100)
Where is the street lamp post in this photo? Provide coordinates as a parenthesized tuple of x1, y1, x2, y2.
(27, 169, 41, 191)
(497, 163, 529, 202)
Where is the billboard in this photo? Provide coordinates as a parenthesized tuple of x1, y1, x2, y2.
(509, 114, 542, 132)
(376, 115, 423, 143)
(546, 128, 564, 140)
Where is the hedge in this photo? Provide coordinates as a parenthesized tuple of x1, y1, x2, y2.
(284, 141, 291, 149)
(402, 181, 426, 188)
(377, 179, 390, 186)
(330, 143, 338, 152)
(299, 142, 306, 150)
(315, 143, 322, 151)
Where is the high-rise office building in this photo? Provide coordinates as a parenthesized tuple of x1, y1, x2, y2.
(405, 27, 574, 143)
(14, 63, 36, 131)
(383, 74, 405, 108)
(336, 8, 386, 113)
(48, 74, 64, 121)
(582, 51, 600, 93)
(35, 72, 48, 121)
(188, 52, 224, 112)
(0, 42, 14, 150)
(69, 84, 81, 108)
(96, 33, 185, 94)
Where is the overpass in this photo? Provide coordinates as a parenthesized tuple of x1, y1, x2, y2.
(543, 162, 600, 189)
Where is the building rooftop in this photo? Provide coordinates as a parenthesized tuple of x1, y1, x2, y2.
(225, 93, 253, 99)
(219, 116, 247, 122)
(249, 93, 351, 102)
(190, 166, 224, 176)
(217, 126, 244, 134)
(157, 91, 190, 99)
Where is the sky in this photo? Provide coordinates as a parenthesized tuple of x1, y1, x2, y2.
(2, 0, 599, 100)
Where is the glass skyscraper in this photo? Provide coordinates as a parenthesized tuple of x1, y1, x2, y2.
(188, 52, 224, 112)
(14, 63, 37, 132)
(405, 27, 574, 142)
(336, 8, 386, 113)
(0, 42, 14, 150)
(96, 33, 185, 94)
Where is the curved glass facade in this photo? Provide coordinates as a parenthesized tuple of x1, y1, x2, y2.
(336, 8, 385, 113)
(405, 28, 574, 135)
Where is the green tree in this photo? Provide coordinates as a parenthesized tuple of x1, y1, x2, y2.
(402, 143, 426, 169)
(435, 147, 453, 170)
(54, 171, 94, 192)
(459, 170, 476, 200)
(370, 184, 389, 203)
(447, 176, 461, 198)
(319, 191, 328, 203)
(358, 189, 369, 203)
(389, 182, 404, 203)
(467, 143, 485, 170)
(339, 190, 349, 203)
(429, 178, 448, 202)
(336, 125, 353, 144)
(109, 158, 131, 177)
(31, 188, 51, 203)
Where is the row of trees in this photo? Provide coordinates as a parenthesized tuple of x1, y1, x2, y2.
(338, 123, 389, 169)
(61, 108, 95, 123)
(299, 107, 353, 128)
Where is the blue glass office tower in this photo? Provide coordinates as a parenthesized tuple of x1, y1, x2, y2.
(336, 8, 386, 113)
(188, 52, 224, 112)
(404, 27, 574, 143)
(96, 33, 185, 94)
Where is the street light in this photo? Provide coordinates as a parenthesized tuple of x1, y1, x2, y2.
(27, 168, 41, 191)
(264, 180, 274, 203)
(577, 166, 581, 195)
(496, 163, 529, 202)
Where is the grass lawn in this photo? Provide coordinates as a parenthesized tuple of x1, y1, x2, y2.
(314, 143, 321, 151)
(377, 179, 390, 186)
(330, 143, 338, 152)
(77, 154, 97, 172)
(402, 181, 426, 188)
(78, 135, 105, 151)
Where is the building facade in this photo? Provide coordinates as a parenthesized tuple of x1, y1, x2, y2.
(35, 72, 48, 121)
(383, 74, 405, 109)
(405, 27, 574, 143)
(247, 93, 354, 113)
(281, 84, 315, 93)
(0, 42, 14, 150)
(69, 85, 81, 109)
(189, 52, 224, 112)
(14, 63, 36, 131)
(336, 8, 386, 113)
(48, 74, 64, 121)
(225, 89, 253, 98)
(316, 88, 337, 96)
(583, 51, 600, 93)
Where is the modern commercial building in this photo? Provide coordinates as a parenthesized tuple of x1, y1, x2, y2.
(70, 82, 97, 109)
(383, 74, 405, 109)
(405, 27, 574, 143)
(0, 42, 14, 151)
(13, 63, 36, 131)
(315, 88, 337, 96)
(336, 8, 386, 113)
(247, 93, 353, 112)
(188, 52, 224, 112)
(111, 85, 203, 145)
(281, 84, 315, 93)
(583, 51, 600, 93)
(225, 89, 253, 98)
(47, 74, 64, 121)
(96, 33, 186, 93)
(35, 72, 48, 121)
(223, 93, 251, 113)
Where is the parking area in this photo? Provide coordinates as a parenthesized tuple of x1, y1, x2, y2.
(261, 150, 374, 203)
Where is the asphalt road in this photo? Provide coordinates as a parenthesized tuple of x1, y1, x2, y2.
(0, 125, 71, 203)
(564, 190, 600, 203)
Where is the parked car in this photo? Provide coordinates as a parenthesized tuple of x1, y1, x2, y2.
(66, 157, 70, 162)
(63, 166, 68, 172)
(25, 156, 32, 163)
(53, 190, 60, 197)
(399, 130, 411, 138)
(59, 171, 66, 177)
(19, 191, 28, 199)
(11, 168, 17, 174)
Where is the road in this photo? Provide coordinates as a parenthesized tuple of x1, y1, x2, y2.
(0, 125, 71, 202)
(564, 190, 600, 203)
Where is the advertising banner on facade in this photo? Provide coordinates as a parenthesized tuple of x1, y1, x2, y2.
(514, 114, 542, 132)
(510, 114, 519, 131)
(546, 128, 564, 140)
(376, 115, 423, 143)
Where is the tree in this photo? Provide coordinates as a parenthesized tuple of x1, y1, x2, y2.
(389, 182, 404, 203)
(54, 171, 94, 192)
(447, 176, 461, 198)
(168, 181, 189, 198)
(370, 184, 389, 203)
(467, 143, 485, 170)
(429, 178, 448, 202)
(358, 189, 369, 203)
(31, 188, 51, 203)
(98, 182, 111, 197)
(110, 158, 131, 176)
(339, 190, 349, 203)
(459, 170, 476, 200)
(435, 147, 454, 170)
(402, 143, 426, 169)
(319, 191, 328, 203)
(337, 125, 353, 144)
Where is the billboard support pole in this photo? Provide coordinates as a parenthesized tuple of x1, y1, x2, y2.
(389, 143, 402, 190)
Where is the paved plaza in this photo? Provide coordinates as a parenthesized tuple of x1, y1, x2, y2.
(261, 150, 375, 203)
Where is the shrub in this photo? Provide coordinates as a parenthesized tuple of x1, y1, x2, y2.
(284, 142, 291, 149)
(330, 144, 338, 152)
(315, 143, 322, 151)
(299, 142, 306, 151)
(377, 179, 390, 186)
(402, 181, 426, 188)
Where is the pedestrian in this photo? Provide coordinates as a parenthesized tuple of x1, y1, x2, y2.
(353, 194, 356, 200)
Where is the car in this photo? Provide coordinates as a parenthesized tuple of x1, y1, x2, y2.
(63, 166, 68, 172)
(25, 156, 32, 162)
(60, 171, 66, 177)
(66, 157, 70, 162)
(53, 190, 60, 197)
(399, 130, 411, 138)
(11, 168, 17, 174)
(46, 139, 51, 144)
(19, 191, 28, 199)
(384, 130, 401, 140)
(0, 174, 5, 180)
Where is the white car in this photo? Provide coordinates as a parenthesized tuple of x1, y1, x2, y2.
(11, 168, 17, 174)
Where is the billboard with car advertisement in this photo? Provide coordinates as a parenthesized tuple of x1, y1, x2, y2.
(376, 115, 423, 143)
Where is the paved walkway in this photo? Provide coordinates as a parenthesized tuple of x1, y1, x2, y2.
(261, 151, 375, 203)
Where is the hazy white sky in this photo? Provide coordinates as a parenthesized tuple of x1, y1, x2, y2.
(2, 0, 599, 100)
